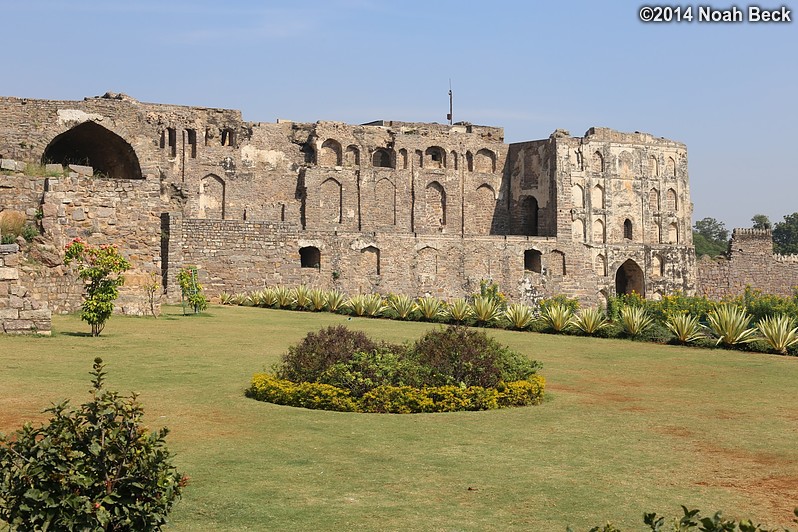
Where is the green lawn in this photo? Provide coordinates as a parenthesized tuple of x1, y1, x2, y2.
(1, 306, 797, 531)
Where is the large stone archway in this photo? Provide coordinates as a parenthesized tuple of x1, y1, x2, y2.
(42, 121, 143, 180)
(615, 259, 644, 296)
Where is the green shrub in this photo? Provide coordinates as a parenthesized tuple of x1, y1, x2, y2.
(317, 349, 425, 397)
(738, 286, 798, 322)
(360, 385, 434, 414)
(540, 294, 580, 314)
(176, 266, 208, 315)
(0, 359, 185, 530)
(247, 373, 357, 412)
(275, 325, 379, 383)
(64, 238, 132, 336)
(412, 326, 539, 388)
(647, 292, 714, 323)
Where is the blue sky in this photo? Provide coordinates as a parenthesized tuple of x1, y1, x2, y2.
(3, 0, 796, 230)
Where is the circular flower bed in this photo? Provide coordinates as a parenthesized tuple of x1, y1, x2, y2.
(246, 325, 545, 413)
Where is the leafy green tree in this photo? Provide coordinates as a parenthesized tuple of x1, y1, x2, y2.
(64, 238, 131, 336)
(773, 212, 798, 255)
(751, 214, 771, 230)
(693, 217, 729, 258)
(177, 266, 209, 315)
(0, 358, 186, 530)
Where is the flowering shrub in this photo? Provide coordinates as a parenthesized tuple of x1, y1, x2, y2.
(64, 238, 131, 336)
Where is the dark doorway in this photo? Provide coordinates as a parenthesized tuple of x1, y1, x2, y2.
(524, 249, 542, 273)
(299, 246, 321, 269)
(615, 259, 644, 296)
(42, 122, 143, 179)
(523, 196, 539, 236)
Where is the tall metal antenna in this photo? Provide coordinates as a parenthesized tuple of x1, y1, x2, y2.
(447, 79, 453, 125)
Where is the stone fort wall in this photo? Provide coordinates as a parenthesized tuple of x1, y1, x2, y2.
(0, 93, 702, 313)
(697, 229, 798, 299)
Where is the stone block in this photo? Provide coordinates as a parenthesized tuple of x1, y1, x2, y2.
(45, 163, 63, 174)
(68, 164, 93, 176)
(3, 319, 34, 331)
(0, 244, 17, 253)
(0, 267, 19, 280)
(0, 159, 17, 171)
(4, 253, 19, 267)
(0, 308, 19, 319)
(20, 309, 52, 320)
(15, 161, 26, 172)
(72, 207, 86, 221)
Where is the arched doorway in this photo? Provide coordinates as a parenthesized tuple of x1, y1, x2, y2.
(615, 259, 644, 296)
(42, 121, 142, 179)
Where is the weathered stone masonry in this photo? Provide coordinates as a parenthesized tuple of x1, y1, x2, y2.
(0, 92, 705, 315)
(0, 243, 51, 334)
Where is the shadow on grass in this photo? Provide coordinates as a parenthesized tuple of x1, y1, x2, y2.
(58, 331, 94, 337)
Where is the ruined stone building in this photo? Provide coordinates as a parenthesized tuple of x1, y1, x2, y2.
(0, 92, 698, 314)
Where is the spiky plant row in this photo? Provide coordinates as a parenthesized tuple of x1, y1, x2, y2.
(219, 285, 798, 355)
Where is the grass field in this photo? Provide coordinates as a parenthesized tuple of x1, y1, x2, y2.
(1, 305, 797, 531)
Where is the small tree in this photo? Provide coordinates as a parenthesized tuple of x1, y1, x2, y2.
(177, 266, 208, 315)
(64, 238, 131, 336)
(144, 271, 161, 319)
(0, 358, 186, 530)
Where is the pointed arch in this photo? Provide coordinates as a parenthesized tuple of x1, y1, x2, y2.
(549, 250, 566, 276)
(615, 259, 644, 296)
(592, 184, 605, 209)
(450, 150, 458, 170)
(623, 219, 633, 240)
(42, 121, 143, 179)
(425, 146, 446, 169)
(522, 196, 539, 236)
(398, 148, 408, 169)
(199, 174, 225, 219)
(320, 177, 342, 224)
(466, 151, 474, 172)
(424, 181, 446, 229)
(592, 151, 604, 173)
(469, 184, 496, 235)
(572, 184, 585, 208)
(649, 155, 659, 177)
(666, 188, 678, 211)
(344, 145, 360, 167)
(593, 218, 606, 243)
(474, 149, 495, 173)
(651, 254, 664, 277)
(360, 245, 380, 276)
(319, 139, 342, 166)
(668, 222, 679, 244)
(666, 156, 676, 177)
(648, 188, 660, 212)
(595, 253, 607, 276)
(572, 218, 585, 241)
(372, 148, 393, 168)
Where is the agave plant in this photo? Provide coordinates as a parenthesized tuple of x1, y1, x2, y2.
(294, 285, 312, 310)
(363, 293, 387, 318)
(446, 298, 474, 324)
(665, 312, 705, 344)
(242, 292, 258, 307)
(471, 294, 503, 327)
(229, 292, 248, 306)
(308, 288, 328, 311)
(504, 303, 535, 330)
(219, 292, 234, 305)
(706, 303, 757, 347)
(346, 294, 369, 317)
(756, 314, 798, 355)
(258, 287, 279, 308)
(274, 286, 295, 309)
(416, 296, 445, 321)
(325, 290, 346, 313)
(571, 307, 609, 335)
(388, 294, 417, 320)
(619, 305, 654, 337)
(540, 302, 574, 333)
